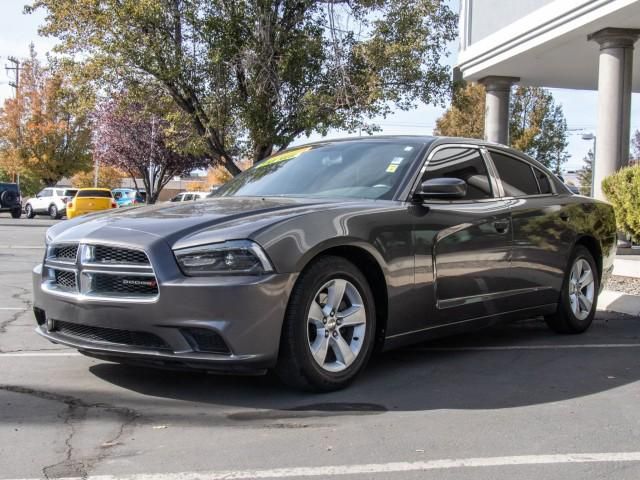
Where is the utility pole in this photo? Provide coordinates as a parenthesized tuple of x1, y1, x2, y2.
(5, 56, 22, 186)
(5, 56, 20, 95)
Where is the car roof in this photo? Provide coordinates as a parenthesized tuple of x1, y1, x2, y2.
(299, 135, 556, 172)
(78, 187, 111, 191)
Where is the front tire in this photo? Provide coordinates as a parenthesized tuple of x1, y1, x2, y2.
(276, 256, 376, 392)
(545, 245, 599, 334)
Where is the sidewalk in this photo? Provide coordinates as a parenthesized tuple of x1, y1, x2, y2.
(599, 256, 640, 316)
(614, 256, 640, 278)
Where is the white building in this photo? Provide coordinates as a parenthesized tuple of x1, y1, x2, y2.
(456, 0, 640, 199)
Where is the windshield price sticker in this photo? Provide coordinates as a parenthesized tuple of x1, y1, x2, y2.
(256, 147, 312, 168)
(386, 156, 404, 173)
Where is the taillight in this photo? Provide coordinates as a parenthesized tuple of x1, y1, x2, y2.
(67, 202, 73, 209)
(62, 198, 68, 204)
(111, 202, 117, 208)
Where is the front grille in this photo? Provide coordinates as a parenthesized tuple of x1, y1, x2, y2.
(55, 270, 77, 291)
(92, 274, 158, 296)
(51, 244, 78, 262)
(93, 245, 149, 265)
(44, 242, 158, 301)
(181, 328, 231, 355)
(55, 320, 171, 350)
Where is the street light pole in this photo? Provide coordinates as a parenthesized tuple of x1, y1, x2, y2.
(581, 133, 596, 197)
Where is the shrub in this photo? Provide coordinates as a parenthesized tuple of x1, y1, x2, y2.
(602, 164, 640, 241)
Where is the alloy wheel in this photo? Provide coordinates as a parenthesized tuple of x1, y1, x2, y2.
(307, 278, 367, 373)
(568, 258, 595, 321)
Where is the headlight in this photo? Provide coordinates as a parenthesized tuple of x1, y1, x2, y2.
(174, 240, 274, 276)
(45, 229, 54, 246)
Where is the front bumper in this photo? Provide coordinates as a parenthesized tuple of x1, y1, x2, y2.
(33, 263, 297, 372)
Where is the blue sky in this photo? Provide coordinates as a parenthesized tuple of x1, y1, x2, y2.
(1, 0, 638, 171)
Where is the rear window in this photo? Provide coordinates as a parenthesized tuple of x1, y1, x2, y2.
(0, 183, 19, 192)
(533, 169, 553, 194)
(490, 152, 539, 197)
(76, 190, 112, 198)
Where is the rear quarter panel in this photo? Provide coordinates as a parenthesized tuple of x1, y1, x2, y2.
(563, 196, 617, 287)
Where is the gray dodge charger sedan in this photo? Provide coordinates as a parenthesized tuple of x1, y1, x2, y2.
(33, 136, 617, 391)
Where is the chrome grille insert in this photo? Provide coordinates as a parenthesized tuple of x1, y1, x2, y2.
(92, 273, 158, 296)
(92, 245, 149, 265)
(54, 270, 77, 291)
(48, 244, 78, 263)
(43, 243, 158, 302)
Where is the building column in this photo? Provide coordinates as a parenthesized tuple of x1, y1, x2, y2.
(479, 76, 520, 145)
(588, 28, 640, 200)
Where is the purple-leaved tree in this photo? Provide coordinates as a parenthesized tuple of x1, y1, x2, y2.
(94, 95, 210, 204)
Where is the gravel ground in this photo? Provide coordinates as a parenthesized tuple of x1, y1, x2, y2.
(606, 275, 640, 295)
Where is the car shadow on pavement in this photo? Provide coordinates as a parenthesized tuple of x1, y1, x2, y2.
(83, 312, 640, 422)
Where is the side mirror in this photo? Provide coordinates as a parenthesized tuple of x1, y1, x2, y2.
(416, 177, 467, 200)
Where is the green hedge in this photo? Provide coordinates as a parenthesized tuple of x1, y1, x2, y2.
(602, 164, 640, 241)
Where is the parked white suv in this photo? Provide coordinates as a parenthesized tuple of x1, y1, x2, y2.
(168, 191, 208, 202)
(25, 187, 79, 219)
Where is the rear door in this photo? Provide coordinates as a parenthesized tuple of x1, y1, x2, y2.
(487, 149, 572, 309)
(413, 145, 513, 325)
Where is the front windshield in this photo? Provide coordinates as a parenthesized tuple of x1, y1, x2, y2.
(215, 140, 424, 200)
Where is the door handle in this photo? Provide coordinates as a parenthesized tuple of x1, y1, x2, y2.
(493, 219, 510, 234)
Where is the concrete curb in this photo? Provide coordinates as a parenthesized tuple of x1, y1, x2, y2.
(598, 290, 640, 317)
(614, 257, 640, 279)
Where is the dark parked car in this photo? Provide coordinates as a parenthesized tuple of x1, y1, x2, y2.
(0, 182, 22, 218)
(33, 137, 616, 391)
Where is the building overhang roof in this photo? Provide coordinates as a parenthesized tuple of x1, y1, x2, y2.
(457, 0, 640, 91)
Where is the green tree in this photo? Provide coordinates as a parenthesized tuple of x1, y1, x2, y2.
(578, 149, 594, 196)
(28, 0, 458, 176)
(435, 84, 570, 172)
(0, 45, 92, 187)
(510, 87, 569, 173)
(433, 83, 485, 139)
(631, 129, 640, 163)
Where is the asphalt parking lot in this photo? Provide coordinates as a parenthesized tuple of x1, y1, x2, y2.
(1, 215, 640, 480)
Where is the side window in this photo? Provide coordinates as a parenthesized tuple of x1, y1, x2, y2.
(183, 194, 194, 201)
(490, 152, 539, 197)
(422, 147, 493, 200)
(42, 189, 53, 198)
(533, 168, 553, 194)
(170, 194, 183, 202)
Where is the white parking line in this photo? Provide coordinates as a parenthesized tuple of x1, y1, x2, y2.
(411, 343, 640, 352)
(0, 308, 27, 310)
(5, 452, 640, 480)
(0, 352, 81, 357)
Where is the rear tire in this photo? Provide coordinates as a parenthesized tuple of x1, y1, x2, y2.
(275, 256, 376, 392)
(10, 207, 21, 219)
(25, 204, 35, 219)
(545, 245, 599, 334)
(49, 204, 61, 220)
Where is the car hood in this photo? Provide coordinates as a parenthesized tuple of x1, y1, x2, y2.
(47, 196, 349, 247)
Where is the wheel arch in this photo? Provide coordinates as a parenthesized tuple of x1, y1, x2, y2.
(297, 243, 389, 351)
(574, 234, 603, 283)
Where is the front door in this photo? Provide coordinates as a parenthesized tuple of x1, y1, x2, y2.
(414, 146, 512, 326)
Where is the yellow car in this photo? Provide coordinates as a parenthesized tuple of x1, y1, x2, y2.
(66, 188, 118, 219)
